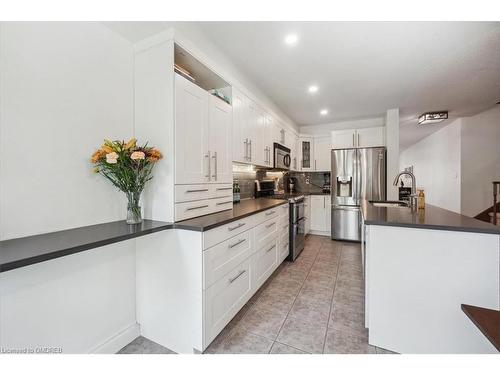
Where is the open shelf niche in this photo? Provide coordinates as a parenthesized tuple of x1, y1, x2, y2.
(174, 43, 232, 105)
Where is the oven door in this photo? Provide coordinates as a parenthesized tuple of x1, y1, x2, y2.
(290, 217, 305, 261)
(291, 200, 305, 223)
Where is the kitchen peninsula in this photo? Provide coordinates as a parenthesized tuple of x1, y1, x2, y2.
(362, 201, 500, 354)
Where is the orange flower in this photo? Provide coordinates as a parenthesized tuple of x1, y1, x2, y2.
(124, 138, 137, 150)
(146, 149, 163, 162)
(101, 145, 114, 154)
(91, 149, 105, 163)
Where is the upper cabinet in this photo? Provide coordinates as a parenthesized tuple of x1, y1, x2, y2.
(232, 88, 256, 164)
(313, 135, 331, 172)
(175, 73, 232, 184)
(356, 127, 386, 148)
(273, 121, 287, 147)
(254, 109, 273, 167)
(298, 137, 314, 171)
(331, 127, 385, 149)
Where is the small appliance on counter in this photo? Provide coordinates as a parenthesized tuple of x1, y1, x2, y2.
(288, 177, 297, 193)
(322, 173, 331, 194)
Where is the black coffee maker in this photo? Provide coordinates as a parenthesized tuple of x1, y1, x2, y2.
(322, 173, 331, 194)
(288, 177, 297, 193)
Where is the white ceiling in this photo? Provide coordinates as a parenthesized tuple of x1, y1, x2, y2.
(104, 21, 500, 149)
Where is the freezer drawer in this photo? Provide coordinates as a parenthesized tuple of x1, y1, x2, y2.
(331, 206, 361, 241)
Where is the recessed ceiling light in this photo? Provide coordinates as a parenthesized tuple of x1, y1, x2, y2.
(284, 34, 298, 46)
(308, 85, 318, 93)
(320, 109, 328, 116)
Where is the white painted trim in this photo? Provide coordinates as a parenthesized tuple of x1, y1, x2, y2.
(89, 323, 140, 354)
(133, 28, 174, 54)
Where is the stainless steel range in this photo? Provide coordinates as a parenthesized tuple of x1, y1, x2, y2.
(255, 180, 305, 261)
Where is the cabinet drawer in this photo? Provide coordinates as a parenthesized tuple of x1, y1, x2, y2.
(254, 216, 279, 251)
(279, 203, 290, 216)
(279, 235, 290, 263)
(213, 184, 233, 198)
(175, 184, 212, 203)
(175, 200, 213, 221)
(211, 196, 234, 213)
(175, 183, 232, 203)
(204, 216, 255, 250)
(251, 237, 278, 292)
(203, 230, 253, 289)
(279, 215, 289, 230)
(204, 258, 252, 347)
(254, 206, 280, 227)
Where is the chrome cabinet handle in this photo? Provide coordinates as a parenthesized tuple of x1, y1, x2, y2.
(216, 187, 232, 191)
(216, 200, 232, 206)
(186, 204, 209, 211)
(266, 222, 275, 228)
(243, 139, 248, 160)
(207, 151, 211, 181)
(357, 133, 360, 147)
(249, 140, 252, 160)
(266, 244, 276, 253)
(265, 210, 275, 216)
(228, 238, 246, 249)
(186, 189, 209, 193)
(315, 159, 317, 170)
(352, 133, 355, 147)
(212, 151, 217, 181)
(205, 153, 210, 179)
(228, 222, 245, 231)
(229, 270, 246, 283)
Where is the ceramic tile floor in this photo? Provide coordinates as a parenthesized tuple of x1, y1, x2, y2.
(118, 235, 397, 354)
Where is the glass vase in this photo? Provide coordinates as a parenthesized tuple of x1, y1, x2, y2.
(126, 192, 142, 224)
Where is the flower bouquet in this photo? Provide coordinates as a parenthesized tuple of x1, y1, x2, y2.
(91, 139, 162, 224)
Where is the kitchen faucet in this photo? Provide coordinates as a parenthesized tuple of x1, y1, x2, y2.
(393, 171, 418, 209)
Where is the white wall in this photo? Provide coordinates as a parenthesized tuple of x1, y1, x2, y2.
(461, 105, 500, 217)
(299, 116, 384, 136)
(0, 22, 134, 240)
(386, 109, 400, 200)
(0, 22, 138, 354)
(399, 119, 462, 213)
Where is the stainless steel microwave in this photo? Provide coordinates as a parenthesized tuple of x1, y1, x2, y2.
(274, 143, 291, 170)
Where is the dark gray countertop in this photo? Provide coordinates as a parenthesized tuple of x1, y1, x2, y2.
(361, 200, 500, 235)
(0, 220, 173, 273)
(175, 198, 288, 231)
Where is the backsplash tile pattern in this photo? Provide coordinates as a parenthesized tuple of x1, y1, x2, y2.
(286, 171, 331, 194)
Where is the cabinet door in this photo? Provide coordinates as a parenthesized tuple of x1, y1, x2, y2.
(254, 107, 268, 167)
(246, 99, 258, 164)
(331, 129, 356, 149)
(232, 87, 248, 163)
(314, 136, 331, 171)
(356, 127, 385, 148)
(299, 137, 314, 171)
(325, 195, 331, 234)
(208, 95, 233, 183)
(304, 196, 311, 234)
(310, 196, 326, 231)
(264, 114, 274, 167)
(175, 74, 209, 184)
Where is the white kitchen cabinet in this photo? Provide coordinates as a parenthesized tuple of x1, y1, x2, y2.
(208, 95, 232, 183)
(331, 127, 386, 149)
(232, 87, 256, 164)
(175, 73, 210, 184)
(309, 195, 331, 235)
(331, 129, 356, 149)
(313, 135, 331, 172)
(175, 73, 232, 185)
(356, 126, 385, 148)
(325, 195, 331, 231)
(304, 196, 311, 235)
(299, 137, 314, 171)
(272, 120, 287, 146)
(254, 109, 273, 167)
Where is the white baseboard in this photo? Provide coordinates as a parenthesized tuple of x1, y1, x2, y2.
(89, 323, 140, 354)
(309, 230, 331, 237)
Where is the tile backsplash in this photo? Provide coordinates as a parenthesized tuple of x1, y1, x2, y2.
(232, 163, 330, 198)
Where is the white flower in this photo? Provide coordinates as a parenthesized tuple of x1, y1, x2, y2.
(106, 152, 118, 164)
(130, 151, 145, 160)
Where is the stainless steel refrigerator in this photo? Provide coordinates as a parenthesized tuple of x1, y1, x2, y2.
(331, 147, 386, 241)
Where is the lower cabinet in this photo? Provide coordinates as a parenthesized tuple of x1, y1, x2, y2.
(309, 195, 331, 236)
(202, 203, 287, 350)
(204, 257, 253, 345)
